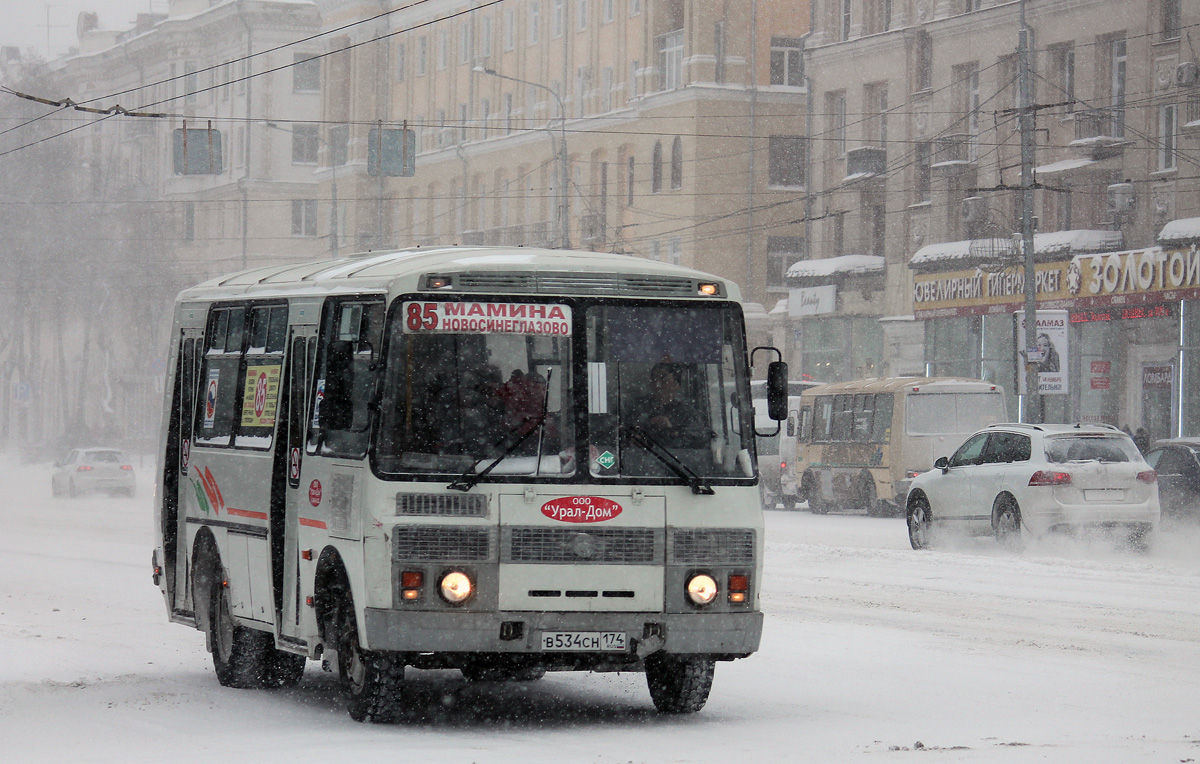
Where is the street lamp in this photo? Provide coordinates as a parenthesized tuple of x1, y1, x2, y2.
(473, 64, 570, 249)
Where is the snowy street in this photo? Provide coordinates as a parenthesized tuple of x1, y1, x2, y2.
(2, 457, 1199, 763)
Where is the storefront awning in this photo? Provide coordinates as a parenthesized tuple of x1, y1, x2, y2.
(1159, 217, 1200, 246)
(911, 230, 1122, 269)
(786, 254, 885, 280)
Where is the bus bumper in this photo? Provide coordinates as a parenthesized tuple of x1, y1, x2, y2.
(362, 608, 763, 658)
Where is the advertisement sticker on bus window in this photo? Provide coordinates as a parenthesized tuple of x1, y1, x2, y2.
(240, 362, 282, 428)
(203, 369, 220, 428)
(402, 301, 572, 336)
(311, 379, 325, 427)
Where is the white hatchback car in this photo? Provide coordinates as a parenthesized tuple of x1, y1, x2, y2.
(905, 423, 1159, 551)
(51, 448, 137, 497)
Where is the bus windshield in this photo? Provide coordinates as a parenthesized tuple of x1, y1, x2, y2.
(586, 304, 754, 481)
(376, 300, 575, 476)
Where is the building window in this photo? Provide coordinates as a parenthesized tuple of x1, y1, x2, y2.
(292, 199, 317, 236)
(629, 59, 639, 99)
(602, 66, 613, 112)
(667, 237, 681, 265)
(396, 42, 406, 81)
(630, 0, 641, 15)
(503, 9, 515, 50)
(292, 124, 319, 164)
(652, 141, 663, 192)
(459, 103, 468, 142)
(953, 62, 980, 160)
(658, 30, 683, 90)
(329, 125, 349, 166)
(504, 93, 514, 134)
(577, 0, 588, 30)
(1160, 103, 1177, 170)
(865, 82, 888, 146)
(417, 36, 428, 75)
(841, 0, 852, 41)
(767, 236, 805, 289)
(437, 29, 449, 70)
(529, 2, 541, 45)
(768, 135, 806, 188)
(1050, 44, 1074, 112)
(915, 142, 931, 203)
(832, 211, 846, 255)
(915, 30, 932, 91)
(1162, 0, 1181, 40)
(184, 61, 198, 105)
(1110, 37, 1127, 137)
(293, 53, 320, 92)
(770, 37, 803, 87)
(827, 91, 846, 157)
(602, 0, 614, 24)
(553, 0, 564, 38)
(964, 0, 981, 11)
(480, 15, 493, 57)
(714, 22, 727, 84)
(627, 155, 635, 205)
(670, 136, 683, 190)
(459, 23, 473, 64)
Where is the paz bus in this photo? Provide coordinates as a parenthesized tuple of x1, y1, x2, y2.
(152, 246, 786, 721)
(791, 377, 1006, 516)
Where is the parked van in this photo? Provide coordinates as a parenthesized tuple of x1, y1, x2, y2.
(792, 377, 1007, 515)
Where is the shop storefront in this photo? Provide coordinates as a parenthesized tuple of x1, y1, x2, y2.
(779, 255, 886, 384)
(912, 233, 1200, 441)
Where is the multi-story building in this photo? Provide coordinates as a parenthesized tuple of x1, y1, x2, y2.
(800, 0, 1200, 440)
(311, 0, 809, 314)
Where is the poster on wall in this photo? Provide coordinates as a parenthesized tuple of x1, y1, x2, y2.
(1015, 309, 1069, 395)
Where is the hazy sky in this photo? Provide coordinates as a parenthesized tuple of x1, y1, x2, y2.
(1, 0, 164, 59)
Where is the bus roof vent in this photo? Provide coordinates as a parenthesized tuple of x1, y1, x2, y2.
(447, 271, 698, 297)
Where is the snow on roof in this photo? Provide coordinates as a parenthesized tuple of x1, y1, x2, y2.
(786, 254, 885, 280)
(1034, 157, 1097, 174)
(1159, 217, 1200, 244)
(911, 230, 1122, 267)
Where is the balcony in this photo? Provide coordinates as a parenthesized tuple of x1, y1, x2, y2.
(843, 147, 886, 183)
(1184, 93, 1200, 132)
(931, 134, 974, 174)
(1070, 108, 1131, 159)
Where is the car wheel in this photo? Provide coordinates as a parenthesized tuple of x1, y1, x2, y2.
(68, 480, 78, 498)
(51, 479, 61, 498)
(1125, 524, 1154, 555)
(993, 497, 1024, 551)
(907, 495, 932, 550)
(645, 653, 715, 714)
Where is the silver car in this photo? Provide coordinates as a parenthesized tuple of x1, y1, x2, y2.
(52, 448, 136, 497)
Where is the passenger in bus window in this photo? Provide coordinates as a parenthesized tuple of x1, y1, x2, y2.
(636, 362, 704, 447)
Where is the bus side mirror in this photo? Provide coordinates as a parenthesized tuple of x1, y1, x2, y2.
(935, 456, 949, 472)
(766, 361, 788, 421)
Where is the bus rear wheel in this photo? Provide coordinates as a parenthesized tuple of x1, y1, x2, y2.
(209, 576, 268, 689)
(336, 599, 405, 723)
(645, 654, 714, 714)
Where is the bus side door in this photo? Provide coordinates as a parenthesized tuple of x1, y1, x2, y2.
(168, 329, 202, 616)
(279, 325, 318, 642)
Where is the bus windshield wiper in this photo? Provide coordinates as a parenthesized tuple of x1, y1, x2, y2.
(621, 424, 715, 495)
(447, 370, 553, 492)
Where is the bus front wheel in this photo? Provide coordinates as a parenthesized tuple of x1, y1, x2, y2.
(335, 596, 405, 723)
(645, 654, 714, 714)
(209, 575, 268, 689)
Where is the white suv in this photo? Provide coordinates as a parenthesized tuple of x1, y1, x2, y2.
(906, 423, 1159, 552)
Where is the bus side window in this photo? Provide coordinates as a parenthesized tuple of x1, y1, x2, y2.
(799, 406, 812, 442)
(871, 394, 893, 443)
(310, 299, 383, 457)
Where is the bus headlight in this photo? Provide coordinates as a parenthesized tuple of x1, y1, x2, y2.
(439, 571, 473, 604)
(686, 574, 718, 606)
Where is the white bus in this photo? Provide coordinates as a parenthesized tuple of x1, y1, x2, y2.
(152, 246, 785, 721)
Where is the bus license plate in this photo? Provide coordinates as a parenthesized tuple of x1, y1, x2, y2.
(540, 631, 627, 652)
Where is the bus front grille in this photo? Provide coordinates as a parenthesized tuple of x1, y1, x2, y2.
(669, 529, 755, 565)
(503, 527, 662, 564)
(395, 493, 488, 517)
(392, 526, 493, 561)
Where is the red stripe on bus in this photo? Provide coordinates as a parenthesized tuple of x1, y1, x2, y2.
(299, 518, 327, 529)
(225, 507, 268, 520)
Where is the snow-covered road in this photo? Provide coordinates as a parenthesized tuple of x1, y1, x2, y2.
(2, 457, 1198, 763)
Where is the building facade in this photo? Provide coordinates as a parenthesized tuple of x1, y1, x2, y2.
(800, 0, 1200, 440)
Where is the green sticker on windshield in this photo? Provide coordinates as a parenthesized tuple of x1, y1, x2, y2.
(596, 450, 616, 469)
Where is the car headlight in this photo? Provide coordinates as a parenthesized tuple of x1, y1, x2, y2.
(439, 571, 473, 604)
(686, 573, 718, 606)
